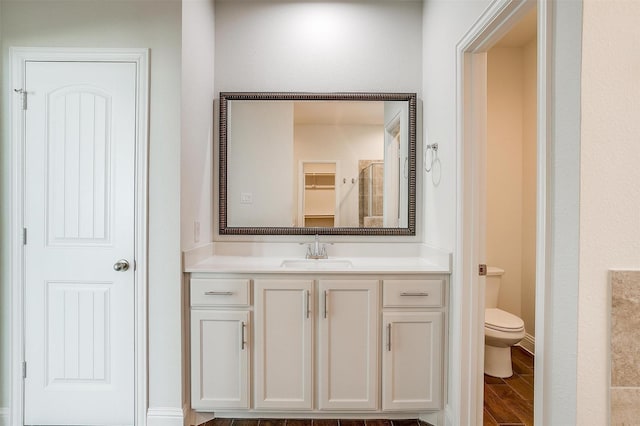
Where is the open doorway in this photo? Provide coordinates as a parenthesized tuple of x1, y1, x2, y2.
(483, 8, 537, 425)
(455, 0, 548, 424)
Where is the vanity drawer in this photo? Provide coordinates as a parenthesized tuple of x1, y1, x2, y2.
(382, 279, 443, 308)
(191, 278, 250, 307)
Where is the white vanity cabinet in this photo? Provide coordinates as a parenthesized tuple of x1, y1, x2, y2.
(381, 279, 444, 411)
(254, 279, 314, 410)
(187, 270, 447, 417)
(253, 278, 379, 411)
(318, 279, 379, 410)
(190, 278, 250, 410)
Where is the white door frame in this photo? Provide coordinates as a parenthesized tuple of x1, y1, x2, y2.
(455, 1, 549, 425)
(297, 160, 341, 227)
(9, 47, 149, 426)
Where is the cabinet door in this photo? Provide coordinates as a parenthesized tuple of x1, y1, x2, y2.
(318, 280, 379, 410)
(254, 279, 314, 410)
(190, 310, 249, 410)
(382, 312, 443, 410)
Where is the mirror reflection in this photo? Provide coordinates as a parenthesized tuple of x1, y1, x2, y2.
(219, 93, 416, 236)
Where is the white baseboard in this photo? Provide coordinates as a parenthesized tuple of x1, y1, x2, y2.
(0, 408, 9, 426)
(147, 407, 184, 426)
(519, 333, 535, 354)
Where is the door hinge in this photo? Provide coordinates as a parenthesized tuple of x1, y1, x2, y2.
(22, 361, 27, 379)
(14, 88, 27, 110)
(23, 227, 27, 245)
(478, 264, 487, 276)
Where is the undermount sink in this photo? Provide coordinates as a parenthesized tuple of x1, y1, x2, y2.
(280, 259, 353, 269)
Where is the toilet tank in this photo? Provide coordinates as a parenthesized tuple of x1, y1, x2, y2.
(485, 266, 505, 308)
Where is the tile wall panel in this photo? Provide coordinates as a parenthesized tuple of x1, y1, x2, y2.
(610, 270, 640, 425)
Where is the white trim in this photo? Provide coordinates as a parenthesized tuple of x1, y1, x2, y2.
(9, 47, 149, 426)
(146, 408, 185, 426)
(519, 334, 536, 354)
(454, 1, 545, 425)
(534, 2, 551, 424)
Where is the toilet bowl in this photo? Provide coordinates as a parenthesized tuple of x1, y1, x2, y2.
(484, 267, 526, 378)
(484, 308, 525, 377)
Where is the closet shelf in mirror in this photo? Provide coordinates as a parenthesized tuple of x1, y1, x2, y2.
(305, 173, 335, 189)
(305, 185, 335, 189)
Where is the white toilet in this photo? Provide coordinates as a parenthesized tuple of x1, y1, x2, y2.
(484, 267, 526, 378)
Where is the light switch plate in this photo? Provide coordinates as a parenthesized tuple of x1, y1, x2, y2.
(240, 192, 253, 204)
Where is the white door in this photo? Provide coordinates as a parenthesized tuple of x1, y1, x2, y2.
(23, 61, 137, 425)
(254, 280, 313, 410)
(318, 280, 379, 410)
(190, 310, 250, 410)
(382, 312, 443, 411)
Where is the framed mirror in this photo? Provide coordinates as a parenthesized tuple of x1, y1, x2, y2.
(219, 92, 417, 235)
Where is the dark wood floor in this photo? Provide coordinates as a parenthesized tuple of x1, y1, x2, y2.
(201, 419, 432, 426)
(197, 348, 533, 426)
(483, 346, 534, 426)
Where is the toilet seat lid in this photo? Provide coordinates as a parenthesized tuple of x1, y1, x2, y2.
(485, 308, 525, 331)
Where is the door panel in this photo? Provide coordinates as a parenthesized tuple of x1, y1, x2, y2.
(318, 280, 379, 410)
(191, 310, 250, 410)
(382, 312, 443, 410)
(254, 280, 314, 410)
(48, 88, 112, 244)
(23, 61, 137, 425)
(46, 282, 110, 385)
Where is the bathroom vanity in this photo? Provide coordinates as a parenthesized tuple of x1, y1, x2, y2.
(185, 250, 449, 419)
(185, 91, 449, 421)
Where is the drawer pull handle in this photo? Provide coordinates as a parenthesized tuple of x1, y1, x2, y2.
(387, 323, 392, 351)
(204, 291, 234, 296)
(306, 290, 311, 319)
(400, 292, 430, 297)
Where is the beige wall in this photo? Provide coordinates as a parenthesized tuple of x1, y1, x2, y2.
(486, 43, 536, 337)
(578, 1, 640, 424)
(521, 38, 537, 339)
(227, 101, 295, 227)
(487, 47, 524, 317)
(294, 124, 383, 227)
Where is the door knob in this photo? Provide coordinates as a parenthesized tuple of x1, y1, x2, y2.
(113, 259, 130, 272)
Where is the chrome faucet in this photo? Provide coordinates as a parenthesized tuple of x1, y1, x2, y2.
(305, 234, 328, 259)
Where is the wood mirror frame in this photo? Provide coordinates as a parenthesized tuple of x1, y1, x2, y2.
(218, 92, 417, 236)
